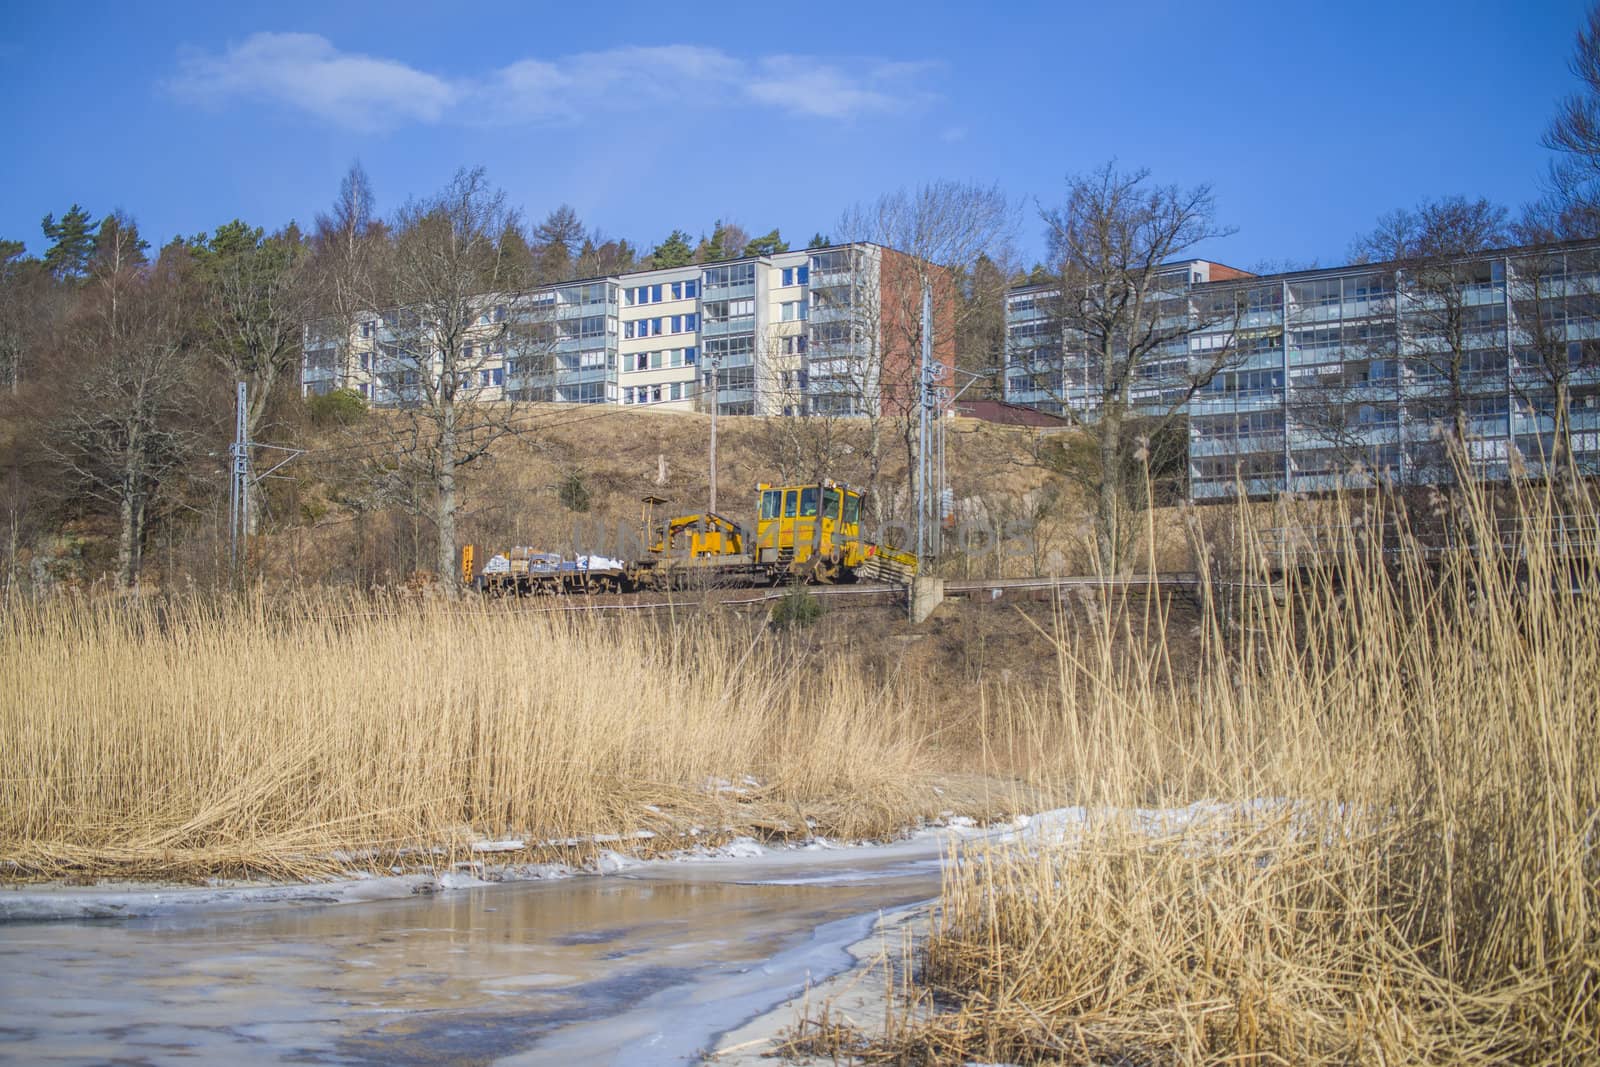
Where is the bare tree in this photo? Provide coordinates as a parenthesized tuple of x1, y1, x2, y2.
(832, 181, 1015, 521)
(1352, 197, 1510, 483)
(755, 321, 863, 485)
(532, 204, 585, 282)
(1040, 164, 1239, 573)
(367, 167, 538, 590)
(1505, 238, 1600, 475)
(574, 233, 637, 277)
(46, 223, 201, 587)
(310, 163, 380, 394)
(1544, 4, 1600, 237)
(0, 241, 56, 396)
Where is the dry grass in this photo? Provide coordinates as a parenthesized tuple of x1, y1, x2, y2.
(843, 478, 1600, 1064)
(0, 595, 1028, 883)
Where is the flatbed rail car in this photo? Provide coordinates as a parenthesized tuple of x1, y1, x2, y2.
(461, 478, 918, 596)
(472, 550, 630, 596)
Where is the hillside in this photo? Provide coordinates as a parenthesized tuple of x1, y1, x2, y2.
(257, 405, 1138, 589)
(9, 399, 1205, 592)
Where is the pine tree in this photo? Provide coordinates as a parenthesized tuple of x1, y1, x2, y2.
(745, 229, 789, 255)
(650, 230, 694, 269)
(806, 232, 831, 249)
(41, 204, 98, 279)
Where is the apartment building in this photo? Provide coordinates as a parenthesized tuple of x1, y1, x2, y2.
(1003, 259, 1252, 417)
(302, 242, 954, 420)
(1002, 241, 1600, 499)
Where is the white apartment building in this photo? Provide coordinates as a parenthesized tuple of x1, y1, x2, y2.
(301, 243, 927, 418)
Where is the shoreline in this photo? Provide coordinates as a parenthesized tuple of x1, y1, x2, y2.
(709, 899, 932, 1065)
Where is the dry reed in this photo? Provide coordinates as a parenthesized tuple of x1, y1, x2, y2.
(0, 594, 1011, 882)
(864, 476, 1600, 1064)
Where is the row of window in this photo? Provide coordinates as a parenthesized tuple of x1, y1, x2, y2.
(624, 314, 698, 339)
(703, 298, 754, 323)
(625, 347, 698, 371)
(625, 281, 699, 306)
(623, 382, 690, 405)
(779, 266, 810, 288)
(704, 263, 756, 289)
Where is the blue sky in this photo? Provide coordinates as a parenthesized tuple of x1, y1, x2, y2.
(0, 0, 1591, 270)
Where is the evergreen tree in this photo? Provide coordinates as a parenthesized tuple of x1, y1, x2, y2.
(92, 214, 150, 273)
(694, 219, 749, 263)
(41, 204, 98, 279)
(499, 224, 537, 280)
(694, 230, 723, 264)
(806, 232, 831, 249)
(744, 228, 789, 255)
(650, 229, 694, 269)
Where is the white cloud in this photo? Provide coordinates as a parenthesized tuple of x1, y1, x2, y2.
(170, 33, 459, 130)
(169, 33, 935, 130)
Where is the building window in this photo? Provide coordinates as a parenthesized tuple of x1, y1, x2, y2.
(780, 300, 807, 322)
(704, 263, 756, 289)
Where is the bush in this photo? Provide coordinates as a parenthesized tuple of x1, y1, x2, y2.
(557, 469, 591, 513)
(305, 388, 367, 427)
(769, 582, 824, 628)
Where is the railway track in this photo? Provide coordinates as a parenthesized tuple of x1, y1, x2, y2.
(410, 572, 1209, 619)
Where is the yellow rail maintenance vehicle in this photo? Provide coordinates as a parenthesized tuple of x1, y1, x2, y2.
(754, 479, 917, 584)
(463, 477, 917, 595)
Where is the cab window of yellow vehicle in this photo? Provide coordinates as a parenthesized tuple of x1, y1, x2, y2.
(843, 493, 861, 525)
(799, 487, 819, 517)
(820, 488, 841, 521)
(760, 490, 781, 520)
(783, 490, 798, 518)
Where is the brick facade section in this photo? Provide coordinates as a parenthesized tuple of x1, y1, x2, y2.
(877, 248, 957, 418)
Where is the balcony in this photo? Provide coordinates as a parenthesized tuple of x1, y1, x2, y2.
(1190, 433, 1285, 458)
(807, 302, 854, 324)
(700, 317, 755, 338)
(701, 281, 755, 301)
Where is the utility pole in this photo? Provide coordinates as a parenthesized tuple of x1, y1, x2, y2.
(228, 381, 249, 572)
(226, 380, 305, 578)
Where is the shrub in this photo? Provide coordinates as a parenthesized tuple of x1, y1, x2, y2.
(305, 388, 367, 427)
(769, 582, 824, 628)
(557, 469, 591, 513)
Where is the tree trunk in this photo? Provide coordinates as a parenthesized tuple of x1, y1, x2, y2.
(117, 486, 139, 589)
(1555, 379, 1573, 473)
(116, 419, 145, 589)
(435, 409, 459, 595)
